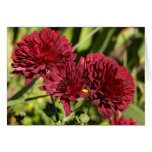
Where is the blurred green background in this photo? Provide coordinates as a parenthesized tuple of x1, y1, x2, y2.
(7, 27, 145, 125)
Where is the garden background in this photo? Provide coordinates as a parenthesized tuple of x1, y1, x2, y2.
(7, 27, 145, 125)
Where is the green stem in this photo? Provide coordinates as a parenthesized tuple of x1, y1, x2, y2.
(50, 95, 58, 121)
(7, 94, 50, 107)
(73, 27, 101, 51)
(9, 78, 37, 101)
(123, 49, 127, 68)
(132, 68, 138, 104)
(62, 103, 85, 124)
(87, 100, 92, 115)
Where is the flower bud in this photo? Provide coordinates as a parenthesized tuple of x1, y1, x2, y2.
(79, 113, 90, 124)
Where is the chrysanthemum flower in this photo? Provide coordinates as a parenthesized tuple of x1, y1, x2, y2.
(80, 52, 135, 119)
(10, 28, 76, 85)
(110, 115, 138, 125)
(40, 61, 89, 116)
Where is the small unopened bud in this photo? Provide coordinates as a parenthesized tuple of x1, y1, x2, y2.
(79, 113, 90, 124)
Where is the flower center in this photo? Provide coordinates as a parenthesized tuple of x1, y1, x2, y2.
(57, 80, 68, 92)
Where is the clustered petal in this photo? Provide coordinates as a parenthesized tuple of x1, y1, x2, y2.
(39, 61, 89, 116)
(110, 115, 138, 125)
(11, 28, 135, 121)
(11, 28, 76, 85)
(79, 53, 135, 119)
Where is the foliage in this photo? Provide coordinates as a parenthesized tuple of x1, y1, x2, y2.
(7, 27, 145, 125)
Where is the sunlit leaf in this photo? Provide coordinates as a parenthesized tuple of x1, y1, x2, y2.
(7, 94, 49, 107)
(114, 27, 136, 49)
(122, 104, 145, 125)
(7, 99, 25, 107)
(9, 78, 37, 100)
(77, 27, 94, 52)
(91, 28, 116, 53)
(62, 27, 74, 42)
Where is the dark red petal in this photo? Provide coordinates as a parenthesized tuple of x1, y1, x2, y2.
(25, 77, 32, 85)
(63, 101, 71, 116)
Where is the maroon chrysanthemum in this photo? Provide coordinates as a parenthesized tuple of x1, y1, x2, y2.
(40, 61, 89, 116)
(79, 52, 135, 119)
(110, 115, 138, 125)
(10, 28, 76, 85)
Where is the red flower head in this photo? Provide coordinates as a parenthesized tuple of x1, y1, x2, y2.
(80, 52, 135, 119)
(110, 115, 138, 125)
(40, 61, 88, 116)
(10, 28, 76, 85)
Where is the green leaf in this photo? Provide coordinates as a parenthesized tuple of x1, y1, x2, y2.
(99, 28, 116, 53)
(15, 27, 27, 44)
(64, 113, 76, 124)
(7, 94, 49, 107)
(27, 27, 46, 35)
(43, 103, 56, 118)
(9, 78, 37, 100)
(15, 27, 47, 44)
(77, 27, 94, 52)
(7, 27, 16, 81)
(43, 102, 60, 121)
(137, 41, 145, 63)
(7, 99, 25, 107)
(25, 95, 49, 101)
(135, 31, 144, 38)
(99, 120, 110, 125)
(122, 104, 145, 125)
(62, 27, 74, 42)
(114, 28, 136, 49)
(91, 28, 116, 53)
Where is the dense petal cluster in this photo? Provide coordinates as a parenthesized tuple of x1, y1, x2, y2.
(11, 28, 76, 85)
(40, 61, 89, 116)
(80, 53, 135, 119)
(10, 28, 135, 122)
(110, 115, 138, 125)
